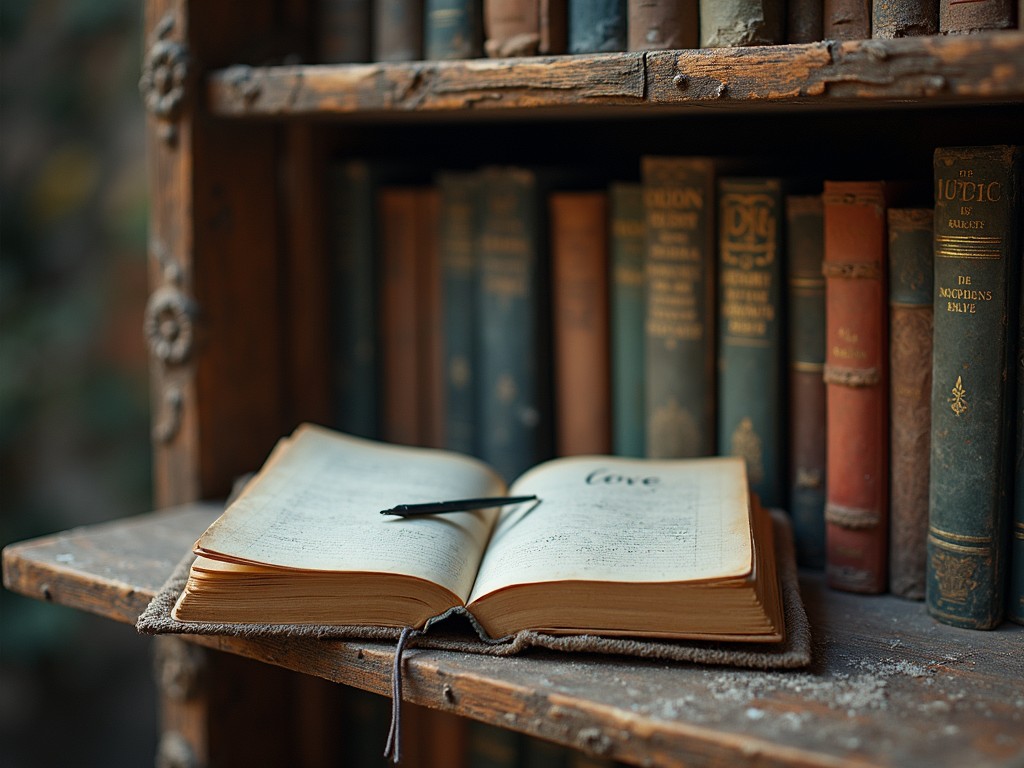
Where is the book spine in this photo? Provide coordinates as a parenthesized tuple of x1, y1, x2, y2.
(939, 0, 1016, 33)
(928, 145, 1021, 629)
(887, 208, 934, 600)
(438, 172, 481, 456)
(871, 0, 938, 37)
(568, 0, 627, 52)
(627, 0, 699, 50)
(823, 180, 890, 594)
(824, 0, 872, 39)
(418, 188, 446, 449)
(700, 0, 786, 46)
(375, 0, 425, 61)
(329, 161, 379, 439)
(717, 178, 785, 508)
(787, 0, 824, 41)
(551, 191, 612, 456)
(610, 183, 647, 458)
(786, 194, 827, 569)
(642, 156, 716, 459)
(426, 0, 484, 59)
(484, 0, 567, 57)
(476, 167, 553, 481)
(378, 187, 424, 446)
(318, 0, 371, 62)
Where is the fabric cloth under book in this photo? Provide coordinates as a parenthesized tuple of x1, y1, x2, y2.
(136, 510, 812, 670)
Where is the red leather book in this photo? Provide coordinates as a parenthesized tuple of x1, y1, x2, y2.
(823, 181, 891, 594)
(551, 191, 611, 456)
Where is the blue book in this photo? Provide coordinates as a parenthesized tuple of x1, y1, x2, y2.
(609, 182, 646, 457)
(569, 0, 627, 52)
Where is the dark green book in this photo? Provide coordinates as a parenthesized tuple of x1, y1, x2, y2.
(476, 167, 554, 482)
(568, 0, 627, 52)
(609, 182, 646, 458)
(426, 0, 483, 59)
(785, 194, 826, 569)
(717, 177, 786, 508)
(328, 161, 382, 439)
(642, 156, 716, 459)
(928, 145, 1022, 630)
(438, 171, 481, 457)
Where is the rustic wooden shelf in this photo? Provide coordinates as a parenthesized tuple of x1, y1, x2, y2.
(4, 503, 1023, 768)
(207, 32, 1024, 120)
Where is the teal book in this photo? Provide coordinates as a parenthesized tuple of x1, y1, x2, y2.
(328, 161, 381, 439)
(426, 0, 483, 59)
(476, 167, 554, 482)
(642, 156, 717, 459)
(717, 177, 785, 508)
(785, 194, 826, 569)
(609, 182, 646, 457)
(438, 171, 480, 457)
(928, 145, 1022, 630)
(569, 0, 627, 52)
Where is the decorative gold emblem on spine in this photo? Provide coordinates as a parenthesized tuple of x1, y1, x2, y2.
(931, 549, 976, 604)
(949, 375, 968, 416)
(730, 417, 764, 485)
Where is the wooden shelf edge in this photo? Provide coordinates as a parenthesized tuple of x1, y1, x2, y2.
(206, 32, 1024, 120)
(4, 504, 1024, 767)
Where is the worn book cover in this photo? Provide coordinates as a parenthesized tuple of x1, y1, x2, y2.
(426, 0, 483, 59)
(872, 0, 938, 37)
(940, 0, 1016, 33)
(928, 145, 1021, 629)
(823, 180, 891, 594)
(375, 0, 424, 61)
(824, 0, 872, 38)
(786, 194, 827, 569)
(887, 208, 933, 600)
(700, 0, 785, 46)
(569, 0, 627, 52)
(627, 0, 699, 50)
(551, 191, 612, 457)
(483, 0, 567, 57)
(642, 156, 716, 460)
(717, 177, 786, 509)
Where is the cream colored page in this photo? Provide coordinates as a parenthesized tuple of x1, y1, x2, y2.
(468, 456, 751, 604)
(197, 425, 505, 601)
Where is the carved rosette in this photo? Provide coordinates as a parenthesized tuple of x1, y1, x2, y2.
(144, 286, 197, 366)
(139, 13, 190, 145)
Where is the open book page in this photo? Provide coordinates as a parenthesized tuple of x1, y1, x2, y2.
(467, 456, 752, 605)
(196, 425, 506, 602)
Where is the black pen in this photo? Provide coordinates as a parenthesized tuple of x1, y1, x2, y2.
(380, 495, 538, 517)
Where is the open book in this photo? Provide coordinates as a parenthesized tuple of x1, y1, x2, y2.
(172, 424, 785, 643)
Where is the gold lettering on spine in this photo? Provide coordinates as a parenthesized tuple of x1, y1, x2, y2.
(645, 177, 706, 347)
(720, 190, 775, 342)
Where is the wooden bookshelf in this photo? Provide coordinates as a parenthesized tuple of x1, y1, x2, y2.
(4, 502, 1023, 768)
(5, 0, 1023, 765)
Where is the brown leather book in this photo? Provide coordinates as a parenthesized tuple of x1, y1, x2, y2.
(418, 188, 446, 449)
(872, 0, 938, 37)
(824, 0, 872, 39)
(483, 0, 567, 57)
(551, 191, 612, 456)
(887, 208, 933, 600)
(378, 187, 424, 446)
(787, 0, 824, 40)
(940, 0, 1016, 33)
(627, 0, 699, 50)
(823, 180, 891, 594)
(375, 0, 424, 61)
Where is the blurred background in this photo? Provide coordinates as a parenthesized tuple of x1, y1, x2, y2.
(1, 1, 158, 765)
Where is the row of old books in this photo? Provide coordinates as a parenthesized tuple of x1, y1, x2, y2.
(327, 146, 1022, 636)
(318, 0, 1022, 63)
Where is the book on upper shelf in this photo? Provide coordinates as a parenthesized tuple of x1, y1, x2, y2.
(483, 0, 567, 57)
(568, 0, 627, 53)
(699, 0, 785, 47)
(426, 0, 484, 59)
(928, 144, 1021, 630)
(939, 0, 1017, 34)
(627, 0, 699, 50)
(170, 423, 785, 644)
(824, 0, 872, 39)
(871, 0, 938, 38)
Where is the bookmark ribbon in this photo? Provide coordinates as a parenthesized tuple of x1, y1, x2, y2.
(383, 626, 421, 764)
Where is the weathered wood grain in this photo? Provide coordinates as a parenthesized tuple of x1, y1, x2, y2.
(207, 32, 1024, 118)
(5, 505, 1023, 768)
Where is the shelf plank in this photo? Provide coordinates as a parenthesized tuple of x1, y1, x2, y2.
(207, 32, 1024, 119)
(4, 505, 1023, 767)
